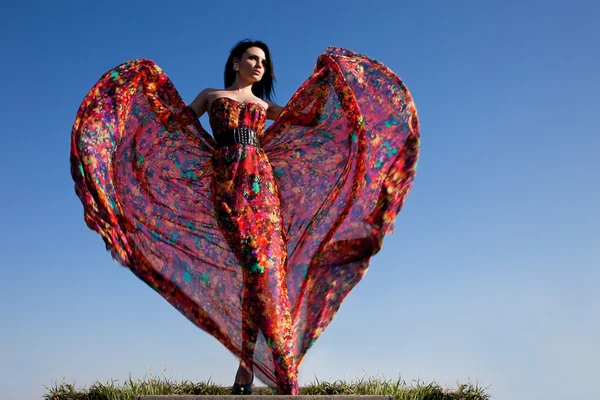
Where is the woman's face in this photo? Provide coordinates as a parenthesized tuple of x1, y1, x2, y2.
(237, 46, 267, 83)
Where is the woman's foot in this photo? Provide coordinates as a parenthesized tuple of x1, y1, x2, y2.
(231, 363, 254, 395)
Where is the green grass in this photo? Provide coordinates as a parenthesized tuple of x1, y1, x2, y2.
(44, 371, 491, 400)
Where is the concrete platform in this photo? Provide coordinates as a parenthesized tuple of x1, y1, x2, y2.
(136, 397, 393, 400)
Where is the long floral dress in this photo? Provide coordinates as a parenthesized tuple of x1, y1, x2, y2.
(70, 46, 420, 393)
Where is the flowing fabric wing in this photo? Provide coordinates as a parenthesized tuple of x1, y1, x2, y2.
(262, 47, 420, 360)
(70, 58, 246, 359)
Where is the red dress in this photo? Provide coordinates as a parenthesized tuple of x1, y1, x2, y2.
(70, 46, 420, 393)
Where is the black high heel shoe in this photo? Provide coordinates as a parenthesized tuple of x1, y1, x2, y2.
(231, 369, 254, 395)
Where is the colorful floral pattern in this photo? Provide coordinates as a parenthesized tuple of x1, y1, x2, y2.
(70, 46, 420, 393)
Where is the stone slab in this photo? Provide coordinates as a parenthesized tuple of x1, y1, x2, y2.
(136, 396, 393, 400)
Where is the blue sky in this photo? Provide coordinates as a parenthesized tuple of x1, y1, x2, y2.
(1, 1, 598, 399)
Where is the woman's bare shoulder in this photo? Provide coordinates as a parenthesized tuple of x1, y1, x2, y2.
(201, 88, 221, 99)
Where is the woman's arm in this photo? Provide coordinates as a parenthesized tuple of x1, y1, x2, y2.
(188, 88, 213, 118)
(265, 100, 284, 121)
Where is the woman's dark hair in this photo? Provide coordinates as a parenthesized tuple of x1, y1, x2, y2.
(224, 39, 276, 101)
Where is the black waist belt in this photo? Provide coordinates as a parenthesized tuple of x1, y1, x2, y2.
(216, 127, 260, 148)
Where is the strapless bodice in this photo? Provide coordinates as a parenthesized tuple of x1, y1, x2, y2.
(208, 97, 267, 142)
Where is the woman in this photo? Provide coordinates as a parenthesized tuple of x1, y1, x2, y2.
(70, 39, 420, 396)
(188, 41, 296, 394)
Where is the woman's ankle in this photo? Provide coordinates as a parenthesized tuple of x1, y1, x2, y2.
(235, 363, 253, 385)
